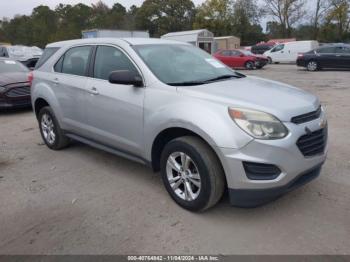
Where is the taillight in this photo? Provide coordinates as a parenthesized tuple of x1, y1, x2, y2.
(28, 72, 34, 87)
(297, 53, 304, 58)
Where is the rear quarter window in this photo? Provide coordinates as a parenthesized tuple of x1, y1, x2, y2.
(35, 47, 59, 69)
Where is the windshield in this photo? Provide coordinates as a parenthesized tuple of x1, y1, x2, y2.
(133, 44, 243, 85)
(0, 59, 29, 73)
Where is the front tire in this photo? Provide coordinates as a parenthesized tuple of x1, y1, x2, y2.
(38, 106, 70, 150)
(160, 136, 225, 212)
(245, 61, 255, 70)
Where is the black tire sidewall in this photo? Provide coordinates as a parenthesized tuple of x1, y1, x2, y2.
(245, 61, 254, 70)
(38, 107, 62, 150)
(160, 140, 212, 211)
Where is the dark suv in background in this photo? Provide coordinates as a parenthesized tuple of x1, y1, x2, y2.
(297, 44, 350, 71)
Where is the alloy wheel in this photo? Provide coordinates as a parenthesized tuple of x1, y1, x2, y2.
(166, 152, 201, 201)
(41, 113, 56, 144)
(307, 61, 318, 71)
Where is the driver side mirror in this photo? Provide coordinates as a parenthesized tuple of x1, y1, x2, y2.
(108, 70, 143, 87)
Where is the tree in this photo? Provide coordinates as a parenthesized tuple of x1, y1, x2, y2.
(136, 0, 195, 37)
(311, 0, 330, 39)
(263, 0, 306, 37)
(231, 0, 265, 45)
(323, 0, 350, 41)
(30, 5, 58, 47)
(193, 0, 234, 36)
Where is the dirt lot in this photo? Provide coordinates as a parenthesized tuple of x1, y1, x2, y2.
(0, 64, 349, 255)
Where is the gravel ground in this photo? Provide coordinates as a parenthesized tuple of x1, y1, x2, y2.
(0, 64, 349, 255)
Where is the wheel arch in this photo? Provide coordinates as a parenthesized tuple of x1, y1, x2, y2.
(150, 127, 224, 177)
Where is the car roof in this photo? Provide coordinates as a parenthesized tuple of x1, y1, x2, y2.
(46, 38, 190, 48)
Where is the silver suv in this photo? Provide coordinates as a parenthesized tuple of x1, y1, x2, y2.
(31, 38, 328, 211)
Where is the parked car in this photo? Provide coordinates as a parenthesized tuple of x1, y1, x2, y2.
(31, 38, 327, 211)
(264, 41, 319, 64)
(0, 45, 43, 69)
(251, 44, 274, 55)
(297, 44, 350, 71)
(214, 49, 269, 69)
(0, 58, 31, 109)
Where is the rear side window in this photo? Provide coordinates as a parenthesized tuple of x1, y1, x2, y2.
(61, 46, 92, 77)
(93, 46, 138, 80)
(35, 47, 59, 69)
(335, 46, 350, 54)
(317, 47, 336, 54)
(220, 50, 231, 56)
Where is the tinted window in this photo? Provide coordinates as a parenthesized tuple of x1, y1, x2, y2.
(54, 56, 64, 72)
(271, 44, 284, 52)
(93, 46, 138, 80)
(61, 46, 92, 77)
(35, 47, 59, 69)
(335, 46, 350, 54)
(231, 50, 242, 57)
(220, 50, 231, 56)
(317, 47, 336, 54)
(0, 59, 29, 73)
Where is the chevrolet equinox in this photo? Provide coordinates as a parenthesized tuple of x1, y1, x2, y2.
(31, 38, 328, 211)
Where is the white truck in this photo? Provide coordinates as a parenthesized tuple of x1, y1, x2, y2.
(264, 41, 319, 63)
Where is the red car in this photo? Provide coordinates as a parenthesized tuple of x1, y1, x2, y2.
(214, 49, 269, 70)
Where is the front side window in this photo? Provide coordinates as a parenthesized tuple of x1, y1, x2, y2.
(93, 46, 138, 80)
(335, 46, 350, 54)
(271, 44, 284, 52)
(61, 46, 92, 77)
(133, 44, 240, 85)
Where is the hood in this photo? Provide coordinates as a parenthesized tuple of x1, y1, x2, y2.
(253, 54, 268, 60)
(0, 72, 29, 87)
(177, 76, 319, 122)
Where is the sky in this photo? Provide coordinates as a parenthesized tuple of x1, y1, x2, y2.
(0, 0, 206, 18)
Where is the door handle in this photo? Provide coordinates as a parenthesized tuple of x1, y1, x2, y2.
(89, 87, 99, 95)
(52, 78, 59, 85)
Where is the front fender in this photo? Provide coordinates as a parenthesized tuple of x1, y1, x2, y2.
(144, 90, 253, 160)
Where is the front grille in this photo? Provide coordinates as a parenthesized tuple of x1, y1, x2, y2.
(6, 86, 30, 97)
(297, 127, 327, 157)
(291, 106, 322, 124)
(243, 162, 281, 180)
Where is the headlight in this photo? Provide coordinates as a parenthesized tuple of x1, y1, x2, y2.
(228, 108, 288, 139)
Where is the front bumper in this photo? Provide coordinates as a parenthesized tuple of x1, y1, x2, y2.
(217, 113, 328, 207)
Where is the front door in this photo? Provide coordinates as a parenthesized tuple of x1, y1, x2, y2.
(84, 45, 145, 156)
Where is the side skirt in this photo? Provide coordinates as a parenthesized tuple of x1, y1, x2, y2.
(66, 133, 151, 167)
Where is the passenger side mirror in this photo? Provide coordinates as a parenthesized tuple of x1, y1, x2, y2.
(108, 70, 143, 87)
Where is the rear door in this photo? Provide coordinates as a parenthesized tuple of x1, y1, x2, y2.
(315, 47, 337, 68)
(84, 45, 145, 156)
(52, 45, 93, 135)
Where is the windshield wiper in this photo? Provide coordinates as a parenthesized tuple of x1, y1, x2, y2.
(167, 81, 206, 86)
(203, 74, 244, 83)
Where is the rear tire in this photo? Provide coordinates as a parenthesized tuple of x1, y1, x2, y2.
(306, 60, 319, 71)
(160, 136, 225, 212)
(38, 106, 70, 150)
